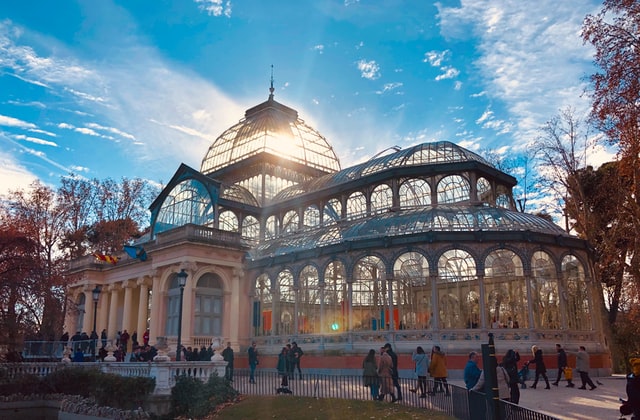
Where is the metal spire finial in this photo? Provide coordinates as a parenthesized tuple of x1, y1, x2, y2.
(269, 65, 275, 99)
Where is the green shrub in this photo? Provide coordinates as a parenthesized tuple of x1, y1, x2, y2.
(94, 373, 155, 410)
(170, 372, 238, 418)
(0, 373, 48, 396)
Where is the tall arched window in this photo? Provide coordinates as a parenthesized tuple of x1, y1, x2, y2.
(282, 210, 299, 234)
(346, 191, 367, 220)
(194, 273, 224, 337)
(241, 215, 259, 242)
(437, 175, 470, 204)
(531, 251, 560, 329)
(276, 271, 295, 335)
(323, 261, 347, 333)
(371, 184, 392, 215)
(477, 177, 491, 202)
(165, 273, 181, 336)
(394, 252, 429, 330)
(298, 265, 320, 334)
(303, 205, 320, 229)
(155, 178, 214, 235)
(399, 178, 431, 208)
(265, 215, 278, 239)
(484, 249, 527, 329)
(353, 256, 388, 331)
(437, 249, 477, 329)
(254, 274, 272, 337)
(562, 255, 591, 330)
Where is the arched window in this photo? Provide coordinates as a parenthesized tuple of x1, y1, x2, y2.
(562, 255, 591, 330)
(399, 178, 431, 208)
(371, 184, 392, 215)
(323, 198, 342, 226)
(394, 252, 430, 330)
(437, 249, 477, 329)
(254, 274, 272, 337)
(323, 261, 347, 333)
(477, 177, 491, 202)
(265, 215, 278, 239)
(155, 179, 214, 235)
(303, 205, 320, 229)
(298, 265, 320, 334)
(276, 270, 295, 335)
(437, 175, 470, 204)
(165, 273, 182, 336)
(241, 215, 259, 242)
(219, 210, 238, 232)
(194, 273, 224, 337)
(353, 256, 388, 331)
(484, 249, 527, 329)
(346, 191, 367, 220)
(531, 251, 560, 329)
(282, 210, 299, 234)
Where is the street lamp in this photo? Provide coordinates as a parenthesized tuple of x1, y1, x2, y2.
(176, 269, 188, 361)
(91, 285, 101, 361)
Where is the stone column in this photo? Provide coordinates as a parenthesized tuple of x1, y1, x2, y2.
(81, 288, 93, 333)
(98, 287, 109, 337)
(179, 263, 197, 348)
(107, 284, 120, 340)
(148, 270, 161, 345)
(122, 280, 135, 335)
(230, 267, 242, 346)
(136, 277, 151, 340)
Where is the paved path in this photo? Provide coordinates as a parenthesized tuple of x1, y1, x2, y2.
(451, 375, 628, 420)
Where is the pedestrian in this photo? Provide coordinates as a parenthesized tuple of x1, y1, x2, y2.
(428, 345, 449, 395)
(132, 331, 138, 347)
(290, 341, 304, 379)
(222, 342, 234, 381)
(463, 351, 481, 390)
(624, 357, 640, 419)
(143, 329, 149, 346)
(528, 345, 550, 389)
(553, 344, 574, 387)
(248, 341, 259, 384)
(100, 329, 107, 349)
(120, 330, 130, 353)
(277, 346, 290, 390)
(472, 361, 511, 401)
(575, 346, 597, 390)
(377, 346, 397, 402)
(384, 342, 403, 400)
(502, 349, 521, 404)
(410, 346, 430, 398)
(362, 349, 380, 400)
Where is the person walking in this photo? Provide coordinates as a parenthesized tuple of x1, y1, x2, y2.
(463, 351, 481, 390)
(625, 357, 640, 419)
(384, 343, 403, 401)
(471, 362, 511, 402)
(410, 346, 430, 398)
(248, 341, 259, 384)
(362, 349, 380, 400)
(528, 345, 550, 389)
(277, 346, 290, 391)
(377, 346, 397, 402)
(429, 345, 449, 395)
(575, 346, 597, 390)
(553, 344, 574, 387)
(502, 349, 521, 404)
(100, 329, 107, 349)
(290, 342, 304, 379)
(222, 341, 234, 381)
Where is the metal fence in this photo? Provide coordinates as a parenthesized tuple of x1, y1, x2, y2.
(228, 368, 559, 420)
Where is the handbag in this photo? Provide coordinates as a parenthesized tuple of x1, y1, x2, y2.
(563, 367, 573, 381)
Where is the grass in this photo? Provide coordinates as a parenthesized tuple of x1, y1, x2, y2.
(210, 395, 456, 419)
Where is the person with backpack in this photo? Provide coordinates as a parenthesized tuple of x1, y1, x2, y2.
(502, 349, 521, 404)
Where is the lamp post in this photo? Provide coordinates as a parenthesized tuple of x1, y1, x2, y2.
(176, 269, 188, 361)
(91, 285, 101, 361)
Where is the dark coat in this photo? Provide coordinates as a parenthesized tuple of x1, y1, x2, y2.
(529, 349, 546, 374)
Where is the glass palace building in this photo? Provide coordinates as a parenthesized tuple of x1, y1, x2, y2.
(66, 89, 610, 375)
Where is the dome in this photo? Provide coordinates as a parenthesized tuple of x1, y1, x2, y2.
(200, 91, 341, 176)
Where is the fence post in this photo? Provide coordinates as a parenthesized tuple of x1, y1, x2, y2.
(150, 362, 172, 395)
(481, 332, 500, 420)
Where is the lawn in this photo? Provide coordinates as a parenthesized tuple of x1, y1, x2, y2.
(210, 395, 456, 419)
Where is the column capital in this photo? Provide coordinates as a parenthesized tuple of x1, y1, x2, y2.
(137, 276, 151, 287)
(232, 267, 244, 278)
(108, 283, 121, 293)
(122, 279, 136, 289)
(178, 261, 198, 273)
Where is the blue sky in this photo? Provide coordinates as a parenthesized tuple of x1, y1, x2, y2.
(0, 0, 613, 203)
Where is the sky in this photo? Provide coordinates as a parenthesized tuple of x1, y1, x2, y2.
(0, 0, 615, 205)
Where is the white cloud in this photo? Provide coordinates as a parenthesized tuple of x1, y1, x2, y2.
(356, 59, 380, 80)
(312, 45, 324, 54)
(435, 66, 460, 81)
(194, 0, 232, 17)
(0, 150, 38, 197)
(376, 82, 403, 94)
(13, 134, 58, 147)
(85, 122, 136, 140)
(0, 114, 36, 129)
(423, 50, 450, 67)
